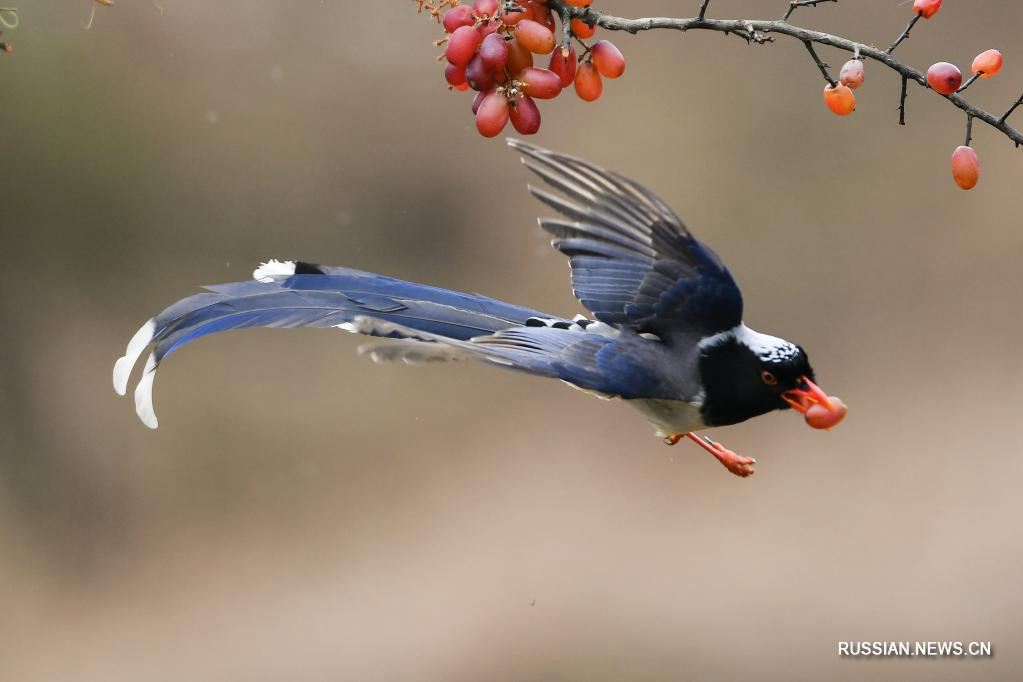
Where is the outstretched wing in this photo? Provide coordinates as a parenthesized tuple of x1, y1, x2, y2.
(510, 139, 743, 339)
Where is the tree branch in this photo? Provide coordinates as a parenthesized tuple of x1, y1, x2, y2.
(545, 1, 1023, 149)
(898, 74, 908, 125)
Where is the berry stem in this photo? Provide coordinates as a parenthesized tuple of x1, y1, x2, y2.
(886, 12, 921, 55)
(956, 72, 981, 94)
(698, 1, 711, 21)
(783, 0, 837, 23)
(964, 113, 974, 147)
(803, 40, 836, 87)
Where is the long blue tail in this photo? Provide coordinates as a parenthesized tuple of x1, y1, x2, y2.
(112, 260, 558, 428)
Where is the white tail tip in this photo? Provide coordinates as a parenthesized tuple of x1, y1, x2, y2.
(253, 259, 296, 283)
(113, 319, 155, 396)
(134, 353, 159, 429)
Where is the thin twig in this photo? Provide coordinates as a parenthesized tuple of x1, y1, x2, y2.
(783, 0, 837, 22)
(898, 74, 908, 125)
(964, 113, 974, 147)
(998, 94, 1023, 125)
(956, 73, 981, 94)
(542, 1, 1023, 148)
(887, 12, 921, 54)
(698, 1, 710, 20)
(803, 40, 836, 87)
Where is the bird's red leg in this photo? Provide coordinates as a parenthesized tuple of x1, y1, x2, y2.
(665, 433, 755, 477)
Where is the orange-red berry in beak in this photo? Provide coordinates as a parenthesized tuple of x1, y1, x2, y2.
(804, 396, 848, 429)
(782, 377, 847, 430)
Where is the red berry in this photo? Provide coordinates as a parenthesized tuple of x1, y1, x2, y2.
(442, 5, 474, 33)
(839, 59, 864, 89)
(473, 0, 499, 16)
(479, 32, 509, 70)
(466, 53, 498, 91)
(926, 62, 962, 95)
(445, 61, 467, 87)
(446, 25, 482, 66)
(822, 83, 856, 115)
(517, 66, 562, 99)
(510, 94, 542, 134)
(472, 89, 489, 114)
(514, 19, 556, 55)
(476, 91, 510, 137)
(913, 0, 941, 18)
(548, 45, 577, 87)
(951, 145, 979, 190)
(452, 82, 470, 91)
(591, 40, 624, 79)
(506, 38, 534, 75)
(570, 17, 596, 39)
(562, 0, 590, 6)
(574, 62, 602, 101)
(972, 49, 1003, 78)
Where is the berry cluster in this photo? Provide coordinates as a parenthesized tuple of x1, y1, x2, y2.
(822, 0, 1005, 190)
(415, 0, 625, 137)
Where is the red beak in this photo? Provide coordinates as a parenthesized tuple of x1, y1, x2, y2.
(781, 376, 834, 414)
(782, 376, 847, 430)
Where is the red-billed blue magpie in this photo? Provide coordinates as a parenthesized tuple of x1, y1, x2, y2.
(113, 140, 846, 477)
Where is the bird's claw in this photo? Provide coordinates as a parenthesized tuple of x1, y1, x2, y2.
(666, 432, 756, 478)
(711, 444, 756, 478)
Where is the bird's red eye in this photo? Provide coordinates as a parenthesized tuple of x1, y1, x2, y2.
(760, 370, 778, 385)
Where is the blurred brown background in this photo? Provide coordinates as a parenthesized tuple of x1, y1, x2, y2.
(1, 1, 1021, 680)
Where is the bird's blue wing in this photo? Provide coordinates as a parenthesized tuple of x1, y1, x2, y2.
(510, 140, 743, 338)
(465, 327, 672, 400)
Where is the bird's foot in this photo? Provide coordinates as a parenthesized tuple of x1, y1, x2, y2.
(666, 432, 756, 478)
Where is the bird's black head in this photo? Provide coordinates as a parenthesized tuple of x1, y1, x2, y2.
(697, 325, 829, 428)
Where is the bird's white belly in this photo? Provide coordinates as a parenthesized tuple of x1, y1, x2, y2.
(627, 398, 706, 437)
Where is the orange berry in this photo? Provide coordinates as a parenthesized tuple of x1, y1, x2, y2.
(822, 83, 856, 115)
(574, 62, 602, 101)
(804, 397, 848, 430)
(913, 0, 941, 18)
(570, 17, 596, 39)
(972, 49, 1003, 78)
(515, 19, 556, 55)
(951, 145, 979, 190)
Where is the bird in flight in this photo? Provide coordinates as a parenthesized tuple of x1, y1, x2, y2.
(113, 140, 846, 477)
